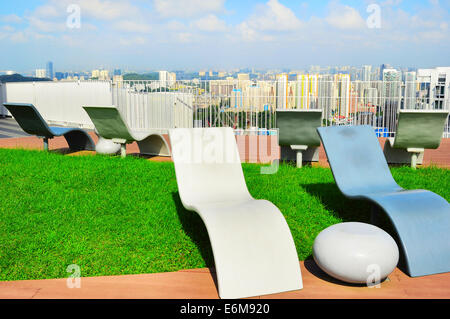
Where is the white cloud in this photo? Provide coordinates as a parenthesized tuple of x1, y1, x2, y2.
(242, 0, 302, 32)
(33, 5, 60, 18)
(381, 0, 403, 6)
(326, 4, 366, 29)
(154, 0, 225, 18)
(28, 17, 66, 33)
(76, 0, 141, 20)
(429, 0, 439, 6)
(113, 20, 152, 33)
(33, 0, 141, 21)
(119, 36, 147, 46)
(177, 32, 195, 43)
(192, 14, 227, 32)
(236, 22, 257, 41)
(166, 20, 185, 31)
(0, 14, 23, 24)
(416, 30, 446, 42)
(10, 32, 27, 43)
(1, 25, 15, 32)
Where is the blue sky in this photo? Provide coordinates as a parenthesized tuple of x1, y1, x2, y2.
(0, 0, 449, 73)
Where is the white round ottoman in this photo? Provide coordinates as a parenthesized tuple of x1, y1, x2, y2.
(95, 136, 121, 155)
(313, 222, 399, 284)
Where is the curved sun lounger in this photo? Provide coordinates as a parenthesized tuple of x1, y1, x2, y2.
(83, 106, 170, 158)
(317, 125, 450, 277)
(3, 103, 95, 151)
(384, 110, 449, 168)
(169, 127, 302, 299)
(276, 109, 322, 167)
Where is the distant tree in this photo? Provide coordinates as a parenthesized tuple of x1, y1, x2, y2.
(123, 73, 159, 81)
(0, 74, 51, 83)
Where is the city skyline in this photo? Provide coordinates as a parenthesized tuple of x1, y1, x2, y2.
(0, 0, 449, 72)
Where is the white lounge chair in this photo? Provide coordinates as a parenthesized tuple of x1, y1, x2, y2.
(169, 127, 302, 299)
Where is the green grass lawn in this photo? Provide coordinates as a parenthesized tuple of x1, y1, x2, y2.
(0, 148, 448, 281)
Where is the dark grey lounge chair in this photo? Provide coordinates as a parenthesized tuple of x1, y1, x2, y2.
(383, 110, 449, 168)
(3, 103, 95, 151)
(83, 106, 170, 158)
(276, 109, 322, 167)
(317, 125, 450, 277)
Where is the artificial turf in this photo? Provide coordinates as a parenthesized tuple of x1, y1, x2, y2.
(0, 148, 448, 281)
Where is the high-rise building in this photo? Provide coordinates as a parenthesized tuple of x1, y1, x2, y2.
(334, 74, 351, 119)
(91, 69, 100, 79)
(382, 68, 401, 132)
(159, 71, 176, 87)
(91, 69, 109, 80)
(362, 65, 372, 82)
(237, 73, 250, 81)
(276, 74, 288, 109)
(114, 69, 122, 76)
(404, 71, 417, 109)
(296, 74, 319, 109)
(417, 67, 450, 110)
(210, 80, 235, 97)
(364, 87, 378, 109)
(99, 70, 110, 81)
(46, 62, 54, 80)
(35, 69, 47, 78)
(380, 64, 392, 80)
(318, 74, 334, 122)
(55, 72, 64, 80)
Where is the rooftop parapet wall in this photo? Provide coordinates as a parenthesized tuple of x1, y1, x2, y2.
(1, 134, 448, 168)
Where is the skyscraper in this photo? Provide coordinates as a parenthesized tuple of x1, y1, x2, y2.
(296, 74, 318, 109)
(318, 74, 334, 123)
(417, 67, 450, 110)
(334, 74, 351, 119)
(276, 74, 288, 109)
(380, 64, 392, 80)
(404, 71, 417, 109)
(46, 61, 54, 80)
(382, 68, 401, 133)
(159, 71, 176, 87)
(35, 69, 47, 78)
(362, 65, 372, 82)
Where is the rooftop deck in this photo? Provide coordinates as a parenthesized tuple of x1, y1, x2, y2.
(1, 118, 449, 299)
(0, 118, 449, 167)
(1, 261, 449, 299)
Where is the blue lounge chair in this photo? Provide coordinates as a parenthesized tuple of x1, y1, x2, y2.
(3, 103, 95, 151)
(317, 125, 450, 277)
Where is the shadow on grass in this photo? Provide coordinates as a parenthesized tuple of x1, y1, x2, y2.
(171, 192, 218, 290)
(301, 182, 409, 277)
(300, 182, 372, 223)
